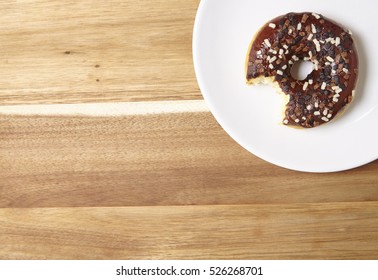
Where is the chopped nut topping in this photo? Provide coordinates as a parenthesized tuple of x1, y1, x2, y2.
(269, 56, 277, 63)
(326, 56, 334, 62)
(246, 12, 358, 128)
(311, 24, 317, 33)
(335, 37, 341, 46)
(301, 13, 309, 23)
(321, 117, 329, 122)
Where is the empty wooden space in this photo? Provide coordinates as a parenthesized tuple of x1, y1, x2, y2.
(2, 203, 378, 259)
(0, 0, 200, 104)
(0, 0, 377, 259)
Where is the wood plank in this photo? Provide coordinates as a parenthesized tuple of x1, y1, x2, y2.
(0, 0, 200, 105)
(1, 203, 378, 259)
(1, 106, 377, 208)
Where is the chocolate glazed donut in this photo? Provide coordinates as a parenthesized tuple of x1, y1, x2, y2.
(246, 12, 358, 128)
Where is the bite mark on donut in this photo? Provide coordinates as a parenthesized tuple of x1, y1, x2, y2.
(246, 12, 359, 128)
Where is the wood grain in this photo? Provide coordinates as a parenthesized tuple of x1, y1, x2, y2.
(1, 111, 377, 208)
(1, 203, 378, 259)
(1, 0, 378, 260)
(0, 0, 200, 105)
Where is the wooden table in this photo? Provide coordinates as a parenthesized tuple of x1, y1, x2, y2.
(1, 0, 377, 260)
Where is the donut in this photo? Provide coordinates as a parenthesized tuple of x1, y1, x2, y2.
(246, 12, 358, 128)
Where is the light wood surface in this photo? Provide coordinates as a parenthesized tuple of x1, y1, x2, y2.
(1, 203, 378, 260)
(0, 0, 200, 105)
(1, 0, 378, 260)
(1, 110, 378, 208)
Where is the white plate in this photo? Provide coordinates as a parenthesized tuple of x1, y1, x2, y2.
(193, 0, 378, 172)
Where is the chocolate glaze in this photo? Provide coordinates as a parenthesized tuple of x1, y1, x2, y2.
(246, 12, 358, 128)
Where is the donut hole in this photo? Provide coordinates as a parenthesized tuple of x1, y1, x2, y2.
(290, 60, 314, 81)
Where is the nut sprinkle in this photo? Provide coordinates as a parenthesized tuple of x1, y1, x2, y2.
(246, 12, 358, 128)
